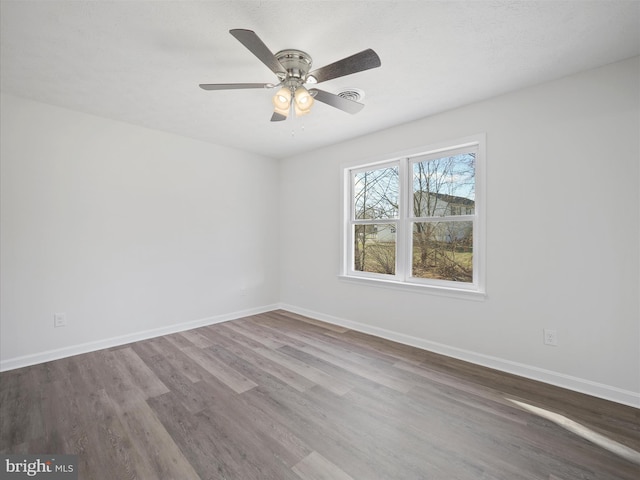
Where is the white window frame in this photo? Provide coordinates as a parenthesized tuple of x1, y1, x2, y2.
(340, 134, 486, 300)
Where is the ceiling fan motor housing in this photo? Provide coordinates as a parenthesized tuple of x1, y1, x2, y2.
(275, 49, 313, 87)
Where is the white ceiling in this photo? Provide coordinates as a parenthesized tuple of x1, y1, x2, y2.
(1, 1, 639, 159)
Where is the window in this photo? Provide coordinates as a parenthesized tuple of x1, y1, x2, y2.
(341, 135, 485, 297)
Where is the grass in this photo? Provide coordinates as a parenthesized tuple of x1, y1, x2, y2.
(358, 242, 473, 282)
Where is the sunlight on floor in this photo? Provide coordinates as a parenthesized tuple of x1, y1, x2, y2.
(507, 398, 640, 465)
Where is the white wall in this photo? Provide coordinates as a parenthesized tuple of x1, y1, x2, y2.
(0, 93, 280, 368)
(2, 58, 638, 407)
(279, 57, 640, 406)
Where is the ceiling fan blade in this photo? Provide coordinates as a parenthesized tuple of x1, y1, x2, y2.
(271, 112, 288, 122)
(309, 89, 365, 114)
(199, 83, 273, 90)
(230, 29, 287, 77)
(307, 49, 381, 83)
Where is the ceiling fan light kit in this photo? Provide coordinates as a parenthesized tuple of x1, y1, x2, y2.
(293, 87, 314, 117)
(199, 29, 381, 122)
(272, 86, 291, 116)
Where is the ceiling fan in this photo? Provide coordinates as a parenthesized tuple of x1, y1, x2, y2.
(199, 29, 381, 122)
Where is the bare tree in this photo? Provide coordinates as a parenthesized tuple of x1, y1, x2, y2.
(353, 167, 398, 273)
(412, 154, 475, 281)
(352, 153, 474, 281)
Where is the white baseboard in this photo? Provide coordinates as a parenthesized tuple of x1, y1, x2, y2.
(278, 303, 640, 409)
(0, 304, 279, 372)
(3, 302, 638, 408)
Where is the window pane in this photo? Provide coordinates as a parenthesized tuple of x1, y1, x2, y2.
(354, 224, 396, 275)
(354, 166, 399, 219)
(412, 221, 473, 282)
(412, 154, 475, 217)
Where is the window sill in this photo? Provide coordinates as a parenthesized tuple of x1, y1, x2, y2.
(337, 275, 487, 301)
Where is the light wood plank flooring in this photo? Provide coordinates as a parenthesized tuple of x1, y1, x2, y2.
(1, 310, 639, 479)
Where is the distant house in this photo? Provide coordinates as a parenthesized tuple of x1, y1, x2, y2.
(372, 192, 474, 243)
(424, 192, 475, 217)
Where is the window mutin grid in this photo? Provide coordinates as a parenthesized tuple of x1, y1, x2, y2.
(343, 136, 485, 296)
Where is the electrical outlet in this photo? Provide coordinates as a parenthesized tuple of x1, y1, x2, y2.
(543, 328, 558, 346)
(54, 313, 67, 328)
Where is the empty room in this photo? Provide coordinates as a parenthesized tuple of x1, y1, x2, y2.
(1, 1, 639, 479)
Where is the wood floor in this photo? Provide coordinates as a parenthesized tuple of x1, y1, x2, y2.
(1, 310, 639, 480)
